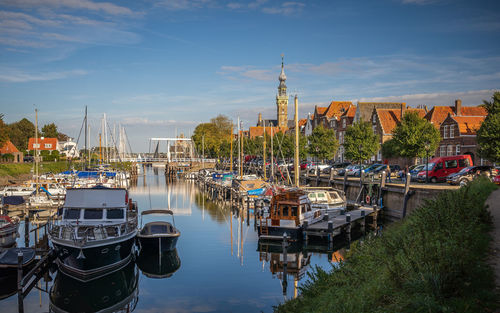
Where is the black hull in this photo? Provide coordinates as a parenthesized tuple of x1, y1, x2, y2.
(50, 259, 138, 313)
(136, 248, 181, 278)
(138, 235, 178, 252)
(53, 236, 135, 281)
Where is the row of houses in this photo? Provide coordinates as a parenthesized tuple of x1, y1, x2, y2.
(0, 137, 79, 163)
(245, 98, 488, 166)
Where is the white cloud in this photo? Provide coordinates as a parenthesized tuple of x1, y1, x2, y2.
(0, 69, 88, 83)
(2, 0, 135, 16)
(155, 0, 213, 11)
(262, 2, 305, 15)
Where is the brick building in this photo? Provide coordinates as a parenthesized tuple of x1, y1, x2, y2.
(0, 140, 23, 163)
(335, 105, 356, 162)
(28, 137, 58, 151)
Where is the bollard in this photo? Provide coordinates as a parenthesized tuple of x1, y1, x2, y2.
(346, 214, 351, 223)
(323, 213, 329, 222)
(340, 208, 345, 215)
(24, 216, 29, 247)
(17, 252, 24, 313)
(327, 221, 333, 247)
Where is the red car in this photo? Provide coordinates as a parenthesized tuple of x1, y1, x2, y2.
(493, 175, 500, 185)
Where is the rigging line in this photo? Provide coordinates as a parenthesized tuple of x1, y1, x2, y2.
(105, 120, 123, 164)
(274, 133, 292, 184)
(70, 112, 87, 187)
(123, 127, 134, 156)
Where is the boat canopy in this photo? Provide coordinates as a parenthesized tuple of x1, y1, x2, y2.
(64, 188, 127, 208)
(141, 209, 174, 215)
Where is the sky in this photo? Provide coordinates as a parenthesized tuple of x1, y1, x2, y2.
(0, 0, 499, 152)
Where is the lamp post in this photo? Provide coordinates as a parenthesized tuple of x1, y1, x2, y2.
(424, 141, 430, 184)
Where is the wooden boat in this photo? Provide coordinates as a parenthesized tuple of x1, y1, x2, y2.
(137, 210, 180, 252)
(0, 215, 19, 248)
(49, 187, 138, 280)
(0, 247, 36, 276)
(257, 189, 325, 241)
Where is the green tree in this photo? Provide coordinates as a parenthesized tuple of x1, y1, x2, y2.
(192, 115, 234, 158)
(381, 139, 398, 159)
(41, 122, 58, 138)
(307, 125, 339, 162)
(391, 111, 441, 159)
(0, 113, 9, 148)
(273, 132, 307, 161)
(477, 92, 500, 162)
(7, 118, 37, 151)
(344, 121, 380, 164)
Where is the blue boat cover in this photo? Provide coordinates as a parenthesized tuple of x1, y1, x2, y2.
(2, 196, 25, 205)
(247, 188, 265, 196)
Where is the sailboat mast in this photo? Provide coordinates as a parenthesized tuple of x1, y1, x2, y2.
(230, 124, 233, 172)
(271, 126, 274, 182)
(263, 123, 266, 180)
(294, 95, 299, 187)
(84, 106, 87, 170)
(35, 108, 39, 196)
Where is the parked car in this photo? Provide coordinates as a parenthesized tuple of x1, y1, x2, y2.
(322, 162, 351, 175)
(416, 154, 473, 183)
(348, 164, 368, 176)
(407, 164, 426, 180)
(446, 166, 498, 186)
(493, 174, 500, 185)
(362, 164, 385, 177)
(309, 164, 330, 175)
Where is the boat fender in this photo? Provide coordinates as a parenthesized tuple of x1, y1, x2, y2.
(365, 195, 370, 204)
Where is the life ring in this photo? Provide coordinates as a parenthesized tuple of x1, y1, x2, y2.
(365, 195, 370, 203)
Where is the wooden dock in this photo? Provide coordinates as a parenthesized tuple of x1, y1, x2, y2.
(303, 206, 380, 244)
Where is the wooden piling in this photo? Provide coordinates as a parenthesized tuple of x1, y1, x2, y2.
(17, 252, 24, 313)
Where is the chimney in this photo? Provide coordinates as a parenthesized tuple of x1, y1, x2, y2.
(258, 112, 262, 125)
(400, 103, 406, 119)
(455, 99, 462, 116)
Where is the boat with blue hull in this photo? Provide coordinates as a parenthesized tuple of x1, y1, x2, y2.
(49, 187, 138, 280)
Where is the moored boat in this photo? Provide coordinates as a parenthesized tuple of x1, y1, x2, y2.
(0, 215, 19, 248)
(137, 209, 180, 253)
(257, 189, 324, 241)
(0, 247, 36, 277)
(136, 248, 181, 279)
(49, 186, 138, 280)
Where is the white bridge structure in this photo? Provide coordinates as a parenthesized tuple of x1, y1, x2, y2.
(111, 137, 216, 163)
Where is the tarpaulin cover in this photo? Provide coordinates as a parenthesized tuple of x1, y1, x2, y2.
(64, 187, 126, 208)
(2, 196, 24, 205)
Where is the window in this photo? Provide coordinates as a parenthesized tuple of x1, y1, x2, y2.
(443, 125, 448, 139)
(445, 159, 458, 169)
(281, 205, 289, 217)
(106, 209, 124, 219)
(436, 162, 443, 170)
(64, 209, 80, 219)
(449, 125, 454, 138)
(44, 143, 52, 148)
(377, 150, 382, 161)
(456, 145, 460, 155)
(84, 209, 103, 219)
(291, 206, 298, 217)
(373, 115, 376, 123)
(447, 145, 453, 156)
(33, 144, 40, 148)
(459, 158, 471, 167)
(343, 119, 346, 128)
(440, 146, 446, 156)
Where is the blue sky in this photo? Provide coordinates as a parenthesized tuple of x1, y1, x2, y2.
(0, 0, 499, 152)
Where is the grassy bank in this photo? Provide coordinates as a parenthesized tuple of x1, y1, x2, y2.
(276, 177, 498, 313)
(0, 161, 70, 177)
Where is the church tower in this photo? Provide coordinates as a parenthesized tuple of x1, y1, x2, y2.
(276, 55, 288, 128)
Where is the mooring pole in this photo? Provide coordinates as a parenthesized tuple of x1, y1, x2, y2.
(17, 252, 24, 313)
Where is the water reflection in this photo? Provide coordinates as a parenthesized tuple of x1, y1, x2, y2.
(136, 248, 181, 279)
(49, 260, 139, 313)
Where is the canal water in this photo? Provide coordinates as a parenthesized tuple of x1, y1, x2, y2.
(3, 167, 345, 313)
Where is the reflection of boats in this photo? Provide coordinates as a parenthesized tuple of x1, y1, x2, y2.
(257, 241, 311, 280)
(257, 189, 324, 241)
(136, 248, 181, 279)
(137, 210, 180, 252)
(49, 259, 139, 313)
(0, 215, 19, 247)
(49, 187, 138, 280)
(0, 272, 17, 300)
(0, 247, 36, 277)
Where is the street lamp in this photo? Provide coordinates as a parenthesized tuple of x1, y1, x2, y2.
(424, 141, 430, 183)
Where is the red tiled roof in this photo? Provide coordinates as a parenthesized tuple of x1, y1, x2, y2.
(324, 101, 353, 119)
(405, 108, 427, 118)
(451, 116, 486, 135)
(315, 107, 327, 116)
(298, 119, 307, 127)
(0, 140, 19, 154)
(460, 106, 487, 116)
(28, 137, 58, 150)
(248, 126, 284, 138)
(376, 109, 400, 135)
(425, 105, 487, 128)
(342, 105, 357, 118)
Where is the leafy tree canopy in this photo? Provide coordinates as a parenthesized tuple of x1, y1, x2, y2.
(344, 121, 380, 163)
(391, 111, 441, 159)
(477, 92, 500, 162)
(381, 139, 398, 159)
(307, 125, 339, 161)
(0, 113, 9, 148)
(7, 118, 37, 151)
(192, 115, 233, 158)
(41, 122, 58, 138)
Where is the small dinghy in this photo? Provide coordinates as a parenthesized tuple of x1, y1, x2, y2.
(137, 210, 180, 252)
(0, 215, 19, 248)
(0, 247, 36, 276)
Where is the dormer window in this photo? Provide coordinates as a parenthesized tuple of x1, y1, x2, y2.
(342, 119, 346, 128)
(449, 125, 454, 138)
(372, 115, 376, 123)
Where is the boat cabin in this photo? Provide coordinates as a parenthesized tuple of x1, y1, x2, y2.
(268, 190, 316, 227)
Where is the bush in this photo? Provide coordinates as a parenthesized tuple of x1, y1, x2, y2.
(276, 177, 498, 313)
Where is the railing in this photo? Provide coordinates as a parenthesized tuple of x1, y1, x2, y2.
(50, 214, 137, 245)
(109, 157, 217, 163)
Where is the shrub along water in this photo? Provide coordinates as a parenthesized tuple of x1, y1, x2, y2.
(276, 177, 498, 313)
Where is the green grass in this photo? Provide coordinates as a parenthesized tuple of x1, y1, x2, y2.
(276, 177, 498, 313)
(0, 161, 70, 177)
